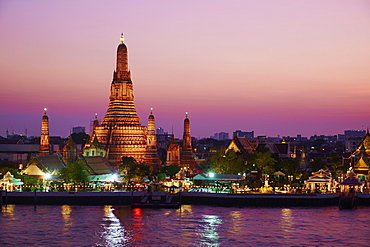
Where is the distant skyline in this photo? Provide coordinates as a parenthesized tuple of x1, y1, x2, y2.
(1, 1, 370, 139)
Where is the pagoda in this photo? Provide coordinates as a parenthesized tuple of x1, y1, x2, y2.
(180, 112, 196, 172)
(92, 34, 148, 165)
(145, 108, 161, 169)
(39, 108, 51, 155)
(166, 134, 180, 166)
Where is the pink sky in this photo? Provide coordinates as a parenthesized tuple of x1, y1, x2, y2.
(1, 1, 370, 139)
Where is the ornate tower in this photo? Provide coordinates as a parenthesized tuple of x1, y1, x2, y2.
(166, 134, 180, 166)
(62, 135, 77, 164)
(180, 112, 196, 171)
(146, 108, 161, 169)
(39, 108, 50, 155)
(93, 34, 148, 165)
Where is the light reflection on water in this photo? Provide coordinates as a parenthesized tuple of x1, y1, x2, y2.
(1, 205, 370, 246)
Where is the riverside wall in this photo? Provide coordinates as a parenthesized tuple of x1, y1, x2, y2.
(1, 191, 370, 207)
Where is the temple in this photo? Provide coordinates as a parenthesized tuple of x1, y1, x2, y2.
(39, 108, 50, 155)
(180, 113, 196, 173)
(352, 131, 370, 180)
(91, 34, 148, 166)
(145, 109, 161, 169)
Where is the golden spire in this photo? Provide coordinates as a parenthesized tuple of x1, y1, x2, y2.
(44, 108, 47, 115)
(120, 33, 124, 43)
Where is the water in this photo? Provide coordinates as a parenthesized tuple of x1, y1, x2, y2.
(1, 205, 370, 246)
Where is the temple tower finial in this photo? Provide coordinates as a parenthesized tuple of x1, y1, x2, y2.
(120, 33, 124, 43)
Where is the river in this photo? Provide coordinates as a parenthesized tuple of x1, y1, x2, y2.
(1, 205, 369, 246)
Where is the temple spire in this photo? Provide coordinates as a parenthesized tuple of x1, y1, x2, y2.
(39, 108, 51, 155)
(146, 108, 161, 169)
(116, 33, 129, 73)
(120, 33, 124, 44)
(91, 36, 148, 165)
(180, 112, 196, 173)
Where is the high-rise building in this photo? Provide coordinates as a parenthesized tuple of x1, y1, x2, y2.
(92, 34, 148, 165)
(233, 130, 254, 139)
(39, 108, 50, 155)
(211, 132, 229, 140)
(72, 126, 85, 134)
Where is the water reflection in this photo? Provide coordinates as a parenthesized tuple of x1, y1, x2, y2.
(100, 205, 131, 246)
(197, 214, 222, 246)
(180, 204, 193, 215)
(280, 208, 293, 240)
(1, 204, 15, 219)
(2, 205, 370, 246)
(61, 204, 72, 236)
(229, 210, 243, 234)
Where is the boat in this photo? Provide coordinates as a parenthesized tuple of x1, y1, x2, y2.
(131, 191, 181, 209)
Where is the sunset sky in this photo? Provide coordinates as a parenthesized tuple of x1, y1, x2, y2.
(1, 1, 369, 139)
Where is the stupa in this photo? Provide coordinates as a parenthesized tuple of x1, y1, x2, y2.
(92, 34, 148, 165)
(145, 108, 161, 169)
(180, 112, 196, 172)
(39, 108, 51, 155)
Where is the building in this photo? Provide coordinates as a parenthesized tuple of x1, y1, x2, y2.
(91, 34, 148, 166)
(166, 134, 180, 166)
(233, 130, 254, 139)
(72, 126, 85, 134)
(180, 113, 196, 172)
(145, 109, 161, 169)
(352, 131, 370, 180)
(211, 132, 229, 140)
(39, 108, 51, 155)
(226, 137, 254, 157)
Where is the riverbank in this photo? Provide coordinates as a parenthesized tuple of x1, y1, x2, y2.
(1, 191, 370, 207)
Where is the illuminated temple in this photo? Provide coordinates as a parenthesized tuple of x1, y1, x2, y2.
(92, 34, 149, 166)
(352, 131, 370, 180)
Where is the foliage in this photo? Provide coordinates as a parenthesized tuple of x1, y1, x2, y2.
(157, 173, 166, 181)
(200, 148, 245, 174)
(277, 159, 299, 175)
(253, 151, 276, 176)
(119, 157, 150, 182)
(329, 152, 346, 177)
(159, 165, 180, 178)
(59, 160, 89, 184)
(0, 167, 22, 179)
(309, 157, 327, 172)
(23, 174, 38, 185)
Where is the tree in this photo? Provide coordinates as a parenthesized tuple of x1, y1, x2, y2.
(59, 160, 89, 184)
(201, 148, 245, 174)
(159, 165, 180, 178)
(119, 157, 151, 182)
(278, 159, 299, 176)
(253, 151, 276, 176)
(309, 157, 327, 172)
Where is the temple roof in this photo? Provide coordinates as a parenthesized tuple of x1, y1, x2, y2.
(79, 156, 113, 175)
(306, 169, 334, 184)
(354, 132, 370, 155)
(340, 169, 364, 186)
(25, 154, 66, 175)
